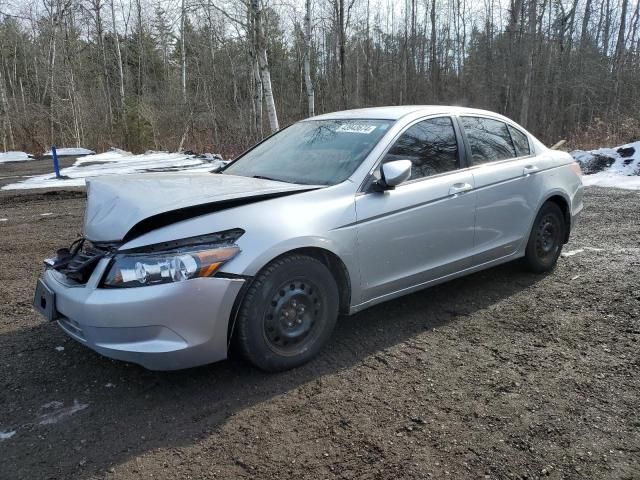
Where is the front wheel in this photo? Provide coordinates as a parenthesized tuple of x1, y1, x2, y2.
(523, 202, 566, 273)
(234, 254, 339, 372)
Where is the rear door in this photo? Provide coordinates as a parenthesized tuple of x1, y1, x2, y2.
(355, 116, 476, 304)
(458, 116, 539, 264)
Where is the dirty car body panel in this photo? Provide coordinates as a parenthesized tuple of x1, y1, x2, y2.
(35, 106, 583, 370)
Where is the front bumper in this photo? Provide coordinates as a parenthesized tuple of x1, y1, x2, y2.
(40, 258, 245, 370)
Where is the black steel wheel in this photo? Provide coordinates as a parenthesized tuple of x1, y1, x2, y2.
(523, 202, 566, 273)
(235, 254, 339, 371)
(263, 278, 324, 356)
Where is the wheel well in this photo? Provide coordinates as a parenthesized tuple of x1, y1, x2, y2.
(283, 247, 352, 314)
(545, 195, 571, 243)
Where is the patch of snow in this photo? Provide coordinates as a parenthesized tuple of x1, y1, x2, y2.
(561, 249, 584, 257)
(581, 171, 640, 190)
(571, 141, 640, 190)
(2, 150, 227, 190)
(43, 147, 96, 157)
(200, 152, 224, 161)
(37, 400, 88, 425)
(0, 218, 7, 222)
(0, 430, 16, 441)
(40, 212, 54, 216)
(74, 148, 132, 165)
(0, 151, 35, 163)
(55, 346, 64, 352)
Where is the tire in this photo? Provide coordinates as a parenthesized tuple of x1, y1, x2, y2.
(523, 202, 566, 273)
(235, 254, 339, 372)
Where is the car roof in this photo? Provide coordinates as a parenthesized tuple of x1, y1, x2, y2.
(308, 105, 505, 121)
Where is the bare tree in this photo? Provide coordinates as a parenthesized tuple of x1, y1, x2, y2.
(110, 0, 125, 111)
(250, 0, 278, 132)
(0, 66, 15, 150)
(1, 0, 640, 153)
(303, 0, 314, 116)
(520, 0, 536, 127)
(85, 0, 113, 128)
(181, 0, 187, 103)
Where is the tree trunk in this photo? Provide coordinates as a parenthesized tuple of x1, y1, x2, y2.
(48, 14, 57, 146)
(93, 0, 114, 129)
(110, 0, 128, 146)
(339, 0, 346, 108)
(110, 0, 126, 110)
(0, 68, 15, 150)
(64, 16, 83, 147)
(181, 0, 187, 103)
(580, 0, 592, 46)
(612, 0, 629, 111)
(257, 48, 279, 132)
(430, 0, 438, 100)
(136, 0, 143, 94)
(603, 0, 611, 54)
(303, 0, 315, 117)
(253, 59, 263, 138)
(251, 0, 279, 132)
(304, 0, 315, 117)
(520, 0, 536, 127)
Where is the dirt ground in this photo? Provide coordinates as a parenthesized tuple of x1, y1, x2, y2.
(0, 161, 638, 479)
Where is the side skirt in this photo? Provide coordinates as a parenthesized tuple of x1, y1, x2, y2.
(348, 250, 524, 315)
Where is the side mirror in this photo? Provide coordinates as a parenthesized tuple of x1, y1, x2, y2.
(377, 160, 412, 190)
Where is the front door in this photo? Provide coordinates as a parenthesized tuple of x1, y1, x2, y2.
(355, 116, 476, 305)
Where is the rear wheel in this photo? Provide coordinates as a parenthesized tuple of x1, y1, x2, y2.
(523, 202, 566, 273)
(235, 254, 339, 371)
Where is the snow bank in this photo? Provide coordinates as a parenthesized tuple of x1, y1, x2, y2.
(0, 151, 35, 163)
(2, 149, 228, 190)
(43, 147, 96, 157)
(571, 141, 640, 190)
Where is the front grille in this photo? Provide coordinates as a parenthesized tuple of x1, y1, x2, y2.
(57, 247, 106, 283)
(51, 239, 113, 284)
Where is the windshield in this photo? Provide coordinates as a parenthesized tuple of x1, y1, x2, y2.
(223, 119, 393, 185)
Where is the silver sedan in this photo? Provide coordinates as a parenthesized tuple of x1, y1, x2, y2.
(34, 106, 583, 371)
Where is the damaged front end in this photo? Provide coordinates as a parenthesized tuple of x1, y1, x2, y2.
(45, 237, 118, 284)
(82, 173, 320, 242)
(45, 228, 245, 287)
(33, 229, 248, 370)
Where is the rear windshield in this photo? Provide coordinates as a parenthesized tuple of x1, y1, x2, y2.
(223, 119, 393, 185)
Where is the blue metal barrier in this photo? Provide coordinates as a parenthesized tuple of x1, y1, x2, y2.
(51, 145, 61, 178)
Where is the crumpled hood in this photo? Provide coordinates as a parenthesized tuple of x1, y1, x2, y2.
(84, 173, 317, 242)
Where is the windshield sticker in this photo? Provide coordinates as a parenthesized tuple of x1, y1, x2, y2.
(336, 123, 377, 134)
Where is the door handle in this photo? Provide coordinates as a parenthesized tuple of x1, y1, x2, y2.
(523, 165, 539, 176)
(448, 182, 473, 196)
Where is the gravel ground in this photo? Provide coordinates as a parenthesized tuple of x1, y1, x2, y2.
(0, 173, 638, 479)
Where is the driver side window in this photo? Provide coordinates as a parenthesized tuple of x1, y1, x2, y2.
(382, 116, 459, 181)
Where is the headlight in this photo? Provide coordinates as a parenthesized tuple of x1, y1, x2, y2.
(102, 234, 242, 288)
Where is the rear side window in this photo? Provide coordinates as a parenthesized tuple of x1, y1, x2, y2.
(382, 116, 459, 180)
(461, 116, 516, 164)
(508, 125, 531, 157)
